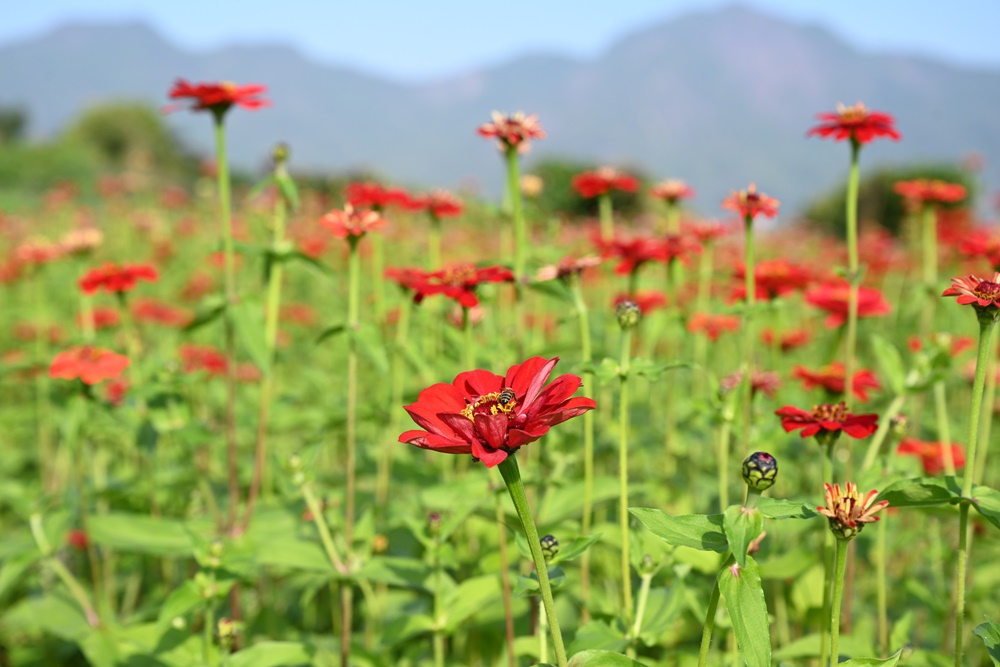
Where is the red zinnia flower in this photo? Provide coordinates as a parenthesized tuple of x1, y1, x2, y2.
(687, 313, 741, 341)
(722, 184, 779, 221)
(401, 356, 596, 467)
(942, 272, 1000, 311)
(319, 205, 387, 239)
(66, 529, 89, 551)
(180, 344, 229, 377)
(421, 190, 464, 219)
(775, 402, 878, 441)
(817, 482, 889, 541)
(79, 262, 159, 295)
(721, 369, 781, 399)
(535, 255, 603, 282)
(805, 282, 891, 327)
(761, 328, 812, 353)
(957, 229, 1000, 270)
(683, 219, 729, 244)
(896, 438, 966, 475)
(571, 168, 639, 199)
(806, 102, 900, 144)
(78, 307, 121, 331)
(104, 377, 129, 406)
(407, 264, 514, 308)
(615, 291, 668, 315)
(345, 182, 410, 211)
(595, 235, 669, 275)
(131, 298, 193, 328)
(793, 362, 880, 402)
(649, 179, 694, 204)
(477, 111, 545, 153)
(894, 179, 967, 206)
(166, 79, 269, 116)
(732, 259, 812, 301)
(49, 346, 130, 385)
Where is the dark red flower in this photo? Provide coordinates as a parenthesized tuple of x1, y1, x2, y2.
(722, 184, 779, 221)
(166, 79, 269, 116)
(79, 262, 158, 295)
(942, 272, 1000, 311)
(897, 438, 966, 475)
(687, 313, 741, 341)
(793, 362, 880, 402)
(401, 356, 596, 467)
(406, 264, 514, 308)
(319, 205, 387, 239)
(806, 102, 900, 144)
(49, 346, 130, 385)
(572, 168, 639, 199)
(894, 179, 967, 206)
(180, 344, 229, 377)
(805, 282, 891, 327)
(66, 529, 89, 551)
(649, 179, 694, 204)
(477, 111, 545, 153)
(957, 229, 1000, 270)
(131, 298, 193, 328)
(775, 402, 878, 440)
(595, 235, 668, 275)
(761, 328, 812, 353)
(345, 182, 410, 211)
(615, 291, 668, 315)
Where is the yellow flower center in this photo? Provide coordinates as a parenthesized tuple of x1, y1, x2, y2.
(461, 391, 518, 422)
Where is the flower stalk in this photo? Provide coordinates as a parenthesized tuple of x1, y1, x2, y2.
(740, 212, 756, 454)
(570, 274, 596, 618)
(829, 539, 849, 667)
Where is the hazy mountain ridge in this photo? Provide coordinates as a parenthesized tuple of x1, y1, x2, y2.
(2, 5, 998, 212)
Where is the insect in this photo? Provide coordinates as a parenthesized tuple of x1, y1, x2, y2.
(497, 388, 516, 406)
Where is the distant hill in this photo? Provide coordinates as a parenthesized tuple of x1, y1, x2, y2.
(1, 5, 998, 213)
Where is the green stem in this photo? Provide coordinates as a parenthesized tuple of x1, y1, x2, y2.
(717, 392, 736, 511)
(300, 482, 348, 575)
(463, 306, 475, 369)
(428, 216, 442, 270)
(976, 347, 997, 485)
(203, 570, 216, 664)
(933, 381, 956, 475)
(47, 557, 100, 627)
(539, 597, 549, 664)
(692, 242, 715, 394)
(506, 147, 527, 288)
(497, 456, 567, 667)
(432, 536, 445, 667)
(860, 395, 906, 473)
(629, 572, 653, 655)
(599, 193, 614, 242)
(379, 300, 412, 509)
(877, 502, 888, 655)
(698, 554, 734, 667)
(571, 275, 596, 620)
(820, 442, 835, 667)
(843, 142, 861, 409)
(829, 539, 849, 667)
(343, 236, 362, 667)
(741, 214, 755, 454)
(618, 326, 634, 625)
(495, 493, 517, 667)
(371, 232, 385, 323)
(953, 314, 998, 667)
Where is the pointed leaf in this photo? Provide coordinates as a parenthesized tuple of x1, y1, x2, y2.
(838, 649, 904, 667)
(568, 650, 650, 666)
(724, 506, 763, 568)
(975, 615, 1000, 667)
(757, 497, 819, 520)
(316, 323, 347, 344)
(568, 621, 629, 654)
(229, 298, 271, 376)
(718, 556, 771, 667)
(550, 534, 602, 565)
(870, 334, 906, 396)
(630, 508, 728, 553)
(350, 324, 390, 375)
(877, 476, 962, 508)
(971, 485, 1000, 532)
(227, 641, 314, 667)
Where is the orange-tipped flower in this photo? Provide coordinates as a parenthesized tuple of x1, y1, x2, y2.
(817, 482, 889, 540)
(477, 111, 545, 153)
(942, 272, 1000, 312)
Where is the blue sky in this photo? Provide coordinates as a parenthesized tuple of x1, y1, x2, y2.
(4, 0, 999, 81)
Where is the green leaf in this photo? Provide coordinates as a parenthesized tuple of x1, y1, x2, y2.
(229, 298, 271, 376)
(889, 612, 914, 657)
(637, 583, 686, 645)
(383, 614, 435, 645)
(975, 615, 1000, 667)
(971, 485, 1000, 532)
(275, 172, 300, 210)
(877, 476, 963, 508)
(355, 556, 434, 590)
(528, 279, 574, 304)
(156, 580, 202, 626)
(87, 513, 204, 556)
(350, 324, 390, 375)
(288, 250, 332, 277)
(773, 632, 874, 661)
(568, 621, 629, 654)
(758, 546, 815, 581)
(870, 334, 906, 396)
(724, 505, 763, 568)
(550, 534, 602, 565)
(443, 575, 500, 631)
(246, 174, 276, 202)
(316, 323, 347, 343)
(718, 556, 770, 667)
(0, 550, 41, 602)
(838, 648, 904, 667)
(227, 641, 314, 667)
(629, 358, 690, 380)
(630, 508, 728, 553)
(757, 497, 819, 520)
(567, 649, 650, 666)
(183, 295, 227, 332)
(513, 567, 566, 598)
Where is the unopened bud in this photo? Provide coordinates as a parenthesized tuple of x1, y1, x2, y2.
(742, 452, 778, 491)
(427, 512, 442, 537)
(540, 534, 559, 562)
(372, 534, 389, 554)
(272, 142, 290, 164)
(616, 300, 641, 330)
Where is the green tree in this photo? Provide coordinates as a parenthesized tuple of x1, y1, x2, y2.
(527, 158, 647, 220)
(0, 107, 27, 144)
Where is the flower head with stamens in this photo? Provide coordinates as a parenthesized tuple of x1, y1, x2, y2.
(722, 184, 779, 221)
(807, 102, 900, 145)
(401, 356, 596, 468)
(775, 402, 878, 445)
(166, 79, 269, 117)
(407, 264, 514, 308)
(477, 111, 546, 153)
(319, 205, 387, 240)
(942, 272, 1000, 313)
(49, 346, 130, 385)
(817, 482, 889, 540)
(79, 262, 158, 295)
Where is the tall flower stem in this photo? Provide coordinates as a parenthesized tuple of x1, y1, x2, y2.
(379, 300, 412, 509)
(953, 313, 997, 667)
(32, 268, 53, 490)
(428, 217, 442, 270)
(243, 171, 288, 530)
(876, 496, 889, 655)
(599, 193, 614, 242)
(506, 148, 527, 289)
(860, 395, 906, 473)
(697, 554, 734, 667)
(628, 571, 654, 658)
(213, 115, 240, 532)
(692, 241, 716, 393)
(462, 307, 475, 369)
(829, 539, 849, 667)
(842, 142, 861, 415)
(432, 534, 445, 667)
(571, 276, 596, 619)
(618, 324, 634, 624)
(975, 348, 997, 485)
(341, 235, 362, 667)
(494, 493, 517, 667)
(371, 233, 386, 323)
(717, 393, 736, 510)
(819, 441, 836, 667)
(740, 213, 756, 454)
(30, 514, 100, 627)
(497, 456, 567, 667)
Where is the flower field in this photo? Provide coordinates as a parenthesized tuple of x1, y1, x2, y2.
(1, 82, 999, 667)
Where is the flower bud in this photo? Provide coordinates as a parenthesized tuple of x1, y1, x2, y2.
(427, 512, 443, 537)
(372, 534, 389, 554)
(616, 300, 641, 330)
(638, 554, 657, 576)
(272, 142, 290, 164)
(540, 534, 559, 562)
(742, 451, 778, 491)
(890, 413, 908, 441)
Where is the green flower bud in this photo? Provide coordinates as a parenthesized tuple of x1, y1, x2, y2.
(616, 300, 641, 330)
(540, 534, 559, 562)
(742, 451, 778, 491)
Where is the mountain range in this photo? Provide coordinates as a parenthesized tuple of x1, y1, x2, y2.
(2, 5, 999, 213)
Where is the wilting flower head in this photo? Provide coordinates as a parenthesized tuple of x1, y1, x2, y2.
(477, 111, 546, 153)
(897, 438, 966, 475)
(687, 313, 740, 341)
(776, 402, 878, 445)
(942, 272, 1000, 314)
(742, 452, 778, 491)
(805, 282, 891, 327)
(406, 264, 514, 308)
(649, 179, 695, 204)
(79, 262, 159, 295)
(722, 184, 779, 221)
(817, 482, 889, 541)
(400, 356, 596, 467)
(806, 102, 900, 145)
(535, 255, 603, 282)
(319, 205, 387, 240)
(49, 346, 130, 385)
(166, 79, 269, 117)
(894, 179, 967, 207)
(794, 362, 881, 402)
(571, 167, 639, 199)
